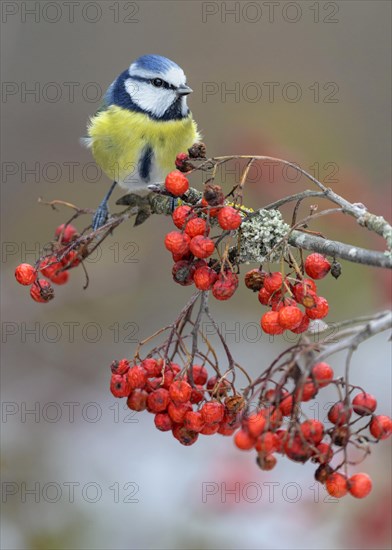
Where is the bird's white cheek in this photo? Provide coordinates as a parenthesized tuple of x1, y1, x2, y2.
(125, 78, 175, 118)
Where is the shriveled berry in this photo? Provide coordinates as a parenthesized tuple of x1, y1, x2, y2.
(244, 269, 265, 291)
(165, 170, 189, 196)
(164, 232, 191, 256)
(305, 253, 331, 280)
(264, 272, 283, 293)
(207, 376, 230, 397)
(325, 473, 348, 498)
(111, 359, 130, 376)
(154, 413, 173, 432)
(305, 296, 329, 320)
(127, 365, 147, 390)
(110, 374, 131, 398)
(217, 206, 242, 230)
(313, 442, 333, 464)
(175, 152, 193, 172)
(147, 388, 170, 413)
(189, 235, 215, 259)
(193, 266, 217, 290)
(212, 271, 239, 300)
(331, 426, 350, 446)
(172, 424, 198, 446)
(315, 464, 333, 483)
(127, 389, 148, 411)
(201, 401, 225, 425)
(256, 453, 277, 471)
(30, 279, 54, 303)
(184, 411, 205, 432)
(172, 260, 195, 286)
(15, 263, 37, 286)
(168, 401, 192, 423)
(169, 380, 192, 404)
(185, 217, 208, 238)
(278, 306, 303, 330)
(172, 205, 194, 229)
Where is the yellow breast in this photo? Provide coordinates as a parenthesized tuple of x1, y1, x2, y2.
(87, 105, 200, 184)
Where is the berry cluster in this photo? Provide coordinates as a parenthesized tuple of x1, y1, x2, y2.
(110, 355, 391, 498)
(110, 358, 242, 444)
(164, 172, 243, 300)
(244, 253, 331, 335)
(14, 223, 80, 303)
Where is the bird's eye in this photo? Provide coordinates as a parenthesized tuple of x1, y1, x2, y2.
(151, 78, 164, 88)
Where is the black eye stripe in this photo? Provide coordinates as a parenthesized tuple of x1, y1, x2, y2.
(127, 74, 177, 90)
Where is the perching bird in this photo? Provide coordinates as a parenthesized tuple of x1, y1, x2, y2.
(82, 54, 200, 229)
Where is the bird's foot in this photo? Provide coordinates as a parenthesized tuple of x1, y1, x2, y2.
(92, 200, 109, 231)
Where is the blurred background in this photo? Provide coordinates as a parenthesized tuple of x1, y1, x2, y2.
(1, 1, 391, 548)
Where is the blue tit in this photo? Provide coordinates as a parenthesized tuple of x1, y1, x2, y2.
(82, 54, 201, 229)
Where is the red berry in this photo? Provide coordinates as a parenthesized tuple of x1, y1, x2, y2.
(55, 223, 78, 243)
(314, 442, 333, 464)
(185, 217, 208, 238)
(201, 401, 225, 425)
(206, 376, 230, 397)
(165, 170, 189, 196)
(369, 415, 392, 440)
(184, 411, 205, 432)
(164, 232, 191, 256)
(260, 311, 284, 335)
(172, 260, 195, 286)
(15, 263, 37, 286)
(190, 385, 205, 404)
(218, 423, 237, 436)
(189, 235, 215, 259)
(172, 424, 198, 446)
(50, 270, 69, 285)
(352, 392, 377, 416)
(61, 250, 80, 268)
(325, 473, 348, 498)
(39, 256, 63, 280)
(172, 205, 195, 229)
(306, 296, 329, 320)
(212, 271, 239, 300)
(200, 423, 220, 435)
(188, 364, 208, 385)
(169, 380, 192, 404)
(290, 313, 310, 334)
(312, 362, 334, 387)
(255, 432, 279, 454)
(271, 296, 297, 312)
(328, 402, 352, 426)
(257, 453, 277, 471)
(265, 388, 288, 404)
(246, 412, 267, 438)
(141, 358, 162, 378)
(300, 420, 324, 444)
(127, 365, 147, 390)
(264, 272, 283, 293)
(147, 388, 170, 413)
(284, 436, 312, 463)
(305, 253, 331, 280)
(292, 280, 317, 307)
(110, 374, 131, 398)
(234, 429, 255, 450)
(127, 389, 148, 411)
(30, 279, 54, 303)
(295, 380, 318, 402)
(278, 306, 303, 330)
(168, 401, 192, 423)
(217, 206, 242, 230)
(193, 266, 217, 290)
(110, 359, 130, 376)
(175, 152, 191, 171)
(258, 287, 272, 306)
(348, 473, 372, 498)
(154, 413, 173, 432)
(279, 395, 294, 416)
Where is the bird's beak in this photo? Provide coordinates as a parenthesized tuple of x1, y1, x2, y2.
(177, 84, 193, 96)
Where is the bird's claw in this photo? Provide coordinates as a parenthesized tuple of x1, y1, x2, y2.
(92, 201, 109, 231)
